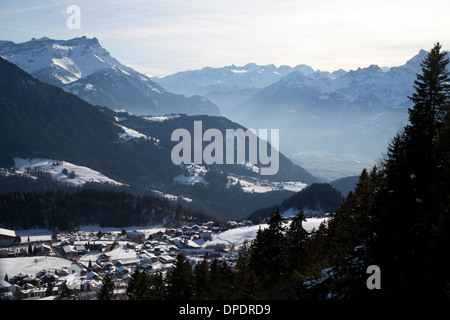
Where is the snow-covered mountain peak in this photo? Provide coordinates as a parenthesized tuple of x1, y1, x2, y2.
(0, 36, 124, 85)
(0, 36, 220, 116)
(404, 49, 429, 68)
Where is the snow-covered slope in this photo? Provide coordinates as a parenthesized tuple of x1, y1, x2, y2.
(13, 158, 124, 186)
(206, 216, 328, 249)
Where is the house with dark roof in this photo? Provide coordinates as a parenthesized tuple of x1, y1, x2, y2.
(0, 228, 17, 246)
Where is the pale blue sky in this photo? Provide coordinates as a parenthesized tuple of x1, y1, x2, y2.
(1, 0, 449, 77)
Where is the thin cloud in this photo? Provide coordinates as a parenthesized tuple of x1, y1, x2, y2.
(1, 0, 449, 76)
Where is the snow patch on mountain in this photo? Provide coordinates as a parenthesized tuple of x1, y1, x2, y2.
(13, 158, 123, 186)
(226, 174, 307, 193)
(143, 114, 181, 122)
(116, 124, 161, 147)
(173, 164, 209, 185)
(150, 189, 193, 203)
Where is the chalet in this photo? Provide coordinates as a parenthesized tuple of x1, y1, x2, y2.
(0, 228, 16, 247)
(21, 283, 35, 290)
(23, 276, 40, 287)
(165, 228, 176, 236)
(0, 278, 11, 294)
(116, 258, 141, 268)
(98, 253, 111, 262)
(158, 255, 174, 264)
(35, 243, 52, 255)
(22, 287, 47, 300)
(153, 230, 165, 239)
(55, 268, 69, 276)
(74, 245, 86, 254)
(36, 269, 47, 278)
(102, 261, 115, 271)
(243, 220, 253, 226)
(91, 263, 103, 273)
(227, 221, 238, 228)
(41, 273, 59, 284)
(117, 266, 130, 275)
(182, 226, 191, 234)
(139, 262, 152, 271)
(63, 244, 86, 257)
(202, 221, 214, 229)
(63, 245, 77, 258)
(7, 284, 21, 299)
(127, 231, 145, 243)
(205, 243, 228, 252)
(0, 247, 16, 257)
(175, 230, 183, 237)
(201, 230, 212, 240)
(10, 273, 28, 284)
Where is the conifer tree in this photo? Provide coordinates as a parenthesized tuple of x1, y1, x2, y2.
(249, 208, 287, 298)
(234, 240, 263, 299)
(404, 42, 450, 226)
(126, 269, 146, 300)
(193, 259, 210, 300)
(97, 273, 116, 300)
(374, 42, 450, 298)
(408, 42, 450, 147)
(166, 253, 193, 300)
(148, 271, 166, 299)
(286, 209, 309, 274)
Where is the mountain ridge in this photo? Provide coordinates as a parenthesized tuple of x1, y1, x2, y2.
(0, 56, 318, 220)
(153, 49, 444, 180)
(0, 36, 220, 116)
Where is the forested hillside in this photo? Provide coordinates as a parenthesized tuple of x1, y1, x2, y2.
(0, 189, 213, 230)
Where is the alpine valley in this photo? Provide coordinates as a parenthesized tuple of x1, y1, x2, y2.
(3, 36, 446, 222)
(154, 50, 450, 180)
(0, 40, 320, 222)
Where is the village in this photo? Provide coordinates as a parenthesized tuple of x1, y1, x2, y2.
(0, 219, 258, 300)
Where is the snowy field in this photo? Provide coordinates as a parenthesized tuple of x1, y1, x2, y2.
(227, 174, 308, 193)
(206, 217, 328, 249)
(0, 256, 72, 279)
(13, 158, 123, 186)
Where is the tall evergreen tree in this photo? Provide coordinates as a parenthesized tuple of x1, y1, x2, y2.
(193, 259, 210, 300)
(166, 253, 193, 300)
(148, 271, 166, 299)
(404, 42, 450, 226)
(285, 209, 309, 274)
(374, 42, 450, 299)
(408, 42, 450, 146)
(97, 273, 116, 300)
(249, 208, 287, 298)
(126, 269, 149, 300)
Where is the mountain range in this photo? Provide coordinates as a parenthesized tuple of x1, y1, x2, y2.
(0, 36, 219, 116)
(154, 49, 450, 180)
(3, 36, 443, 181)
(0, 55, 320, 221)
